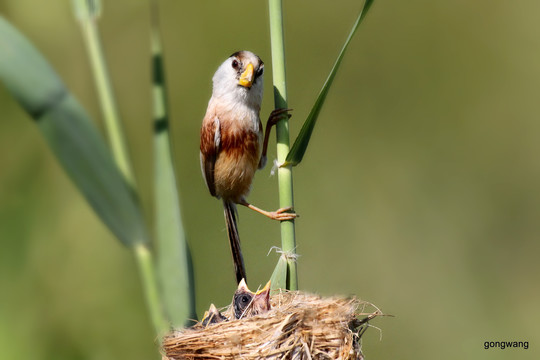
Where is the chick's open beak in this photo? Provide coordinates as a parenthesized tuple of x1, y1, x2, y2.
(201, 303, 227, 326)
(255, 280, 271, 296)
(237, 278, 249, 292)
(253, 280, 271, 312)
(238, 63, 254, 88)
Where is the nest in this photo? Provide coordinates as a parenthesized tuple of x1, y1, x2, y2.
(162, 291, 382, 360)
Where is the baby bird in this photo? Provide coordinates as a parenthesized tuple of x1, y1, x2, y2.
(200, 303, 228, 327)
(199, 279, 272, 327)
(231, 278, 271, 319)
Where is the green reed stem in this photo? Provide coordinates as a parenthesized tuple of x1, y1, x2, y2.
(73, 0, 136, 188)
(135, 243, 168, 338)
(72, 0, 167, 339)
(268, 0, 298, 290)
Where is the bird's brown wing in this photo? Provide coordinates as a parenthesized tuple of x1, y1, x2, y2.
(200, 116, 220, 197)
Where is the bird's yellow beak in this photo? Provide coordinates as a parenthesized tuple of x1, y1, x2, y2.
(255, 280, 271, 296)
(238, 63, 254, 88)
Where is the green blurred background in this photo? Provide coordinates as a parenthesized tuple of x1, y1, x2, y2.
(1, 0, 539, 359)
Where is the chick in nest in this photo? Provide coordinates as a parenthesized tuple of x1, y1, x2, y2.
(200, 279, 271, 326)
(231, 278, 271, 319)
(164, 292, 381, 360)
(200, 304, 227, 327)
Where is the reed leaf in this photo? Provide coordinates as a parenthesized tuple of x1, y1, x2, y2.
(269, 253, 288, 291)
(0, 16, 148, 247)
(150, 6, 196, 327)
(283, 0, 375, 167)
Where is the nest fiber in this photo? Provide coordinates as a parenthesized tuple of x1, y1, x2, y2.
(162, 291, 380, 360)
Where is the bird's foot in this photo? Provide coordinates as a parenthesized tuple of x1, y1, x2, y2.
(268, 108, 292, 126)
(265, 206, 298, 221)
(241, 201, 298, 221)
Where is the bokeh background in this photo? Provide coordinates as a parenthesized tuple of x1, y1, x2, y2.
(1, 0, 539, 359)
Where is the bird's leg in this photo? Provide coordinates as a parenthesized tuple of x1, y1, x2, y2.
(259, 108, 292, 169)
(239, 199, 297, 221)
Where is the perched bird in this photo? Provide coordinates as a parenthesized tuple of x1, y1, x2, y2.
(231, 278, 272, 319)
(200, 51, 297, 283)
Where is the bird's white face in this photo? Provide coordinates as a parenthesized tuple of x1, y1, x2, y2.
(211, 51, 264, 110)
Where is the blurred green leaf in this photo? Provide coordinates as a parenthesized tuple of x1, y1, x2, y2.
(71, 0, 102, 20)
(283, 0, 375, 167)
(151, 22, 196, 327)
(0, 16, 148, 247)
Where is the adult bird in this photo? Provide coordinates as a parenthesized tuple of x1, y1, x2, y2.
(200, 51, 297, 283)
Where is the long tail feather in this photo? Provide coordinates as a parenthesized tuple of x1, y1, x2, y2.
(223, 201, 247, 284)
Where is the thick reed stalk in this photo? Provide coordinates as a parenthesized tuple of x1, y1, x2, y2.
(268, 0, 298, 290)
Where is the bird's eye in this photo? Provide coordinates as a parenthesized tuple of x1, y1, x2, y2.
(232, 59, 239, 69)
(256, 67, 264, 77)
(241, 295, 250, 304)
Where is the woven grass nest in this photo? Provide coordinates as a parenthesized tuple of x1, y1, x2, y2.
(162, 291, 382, 360)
